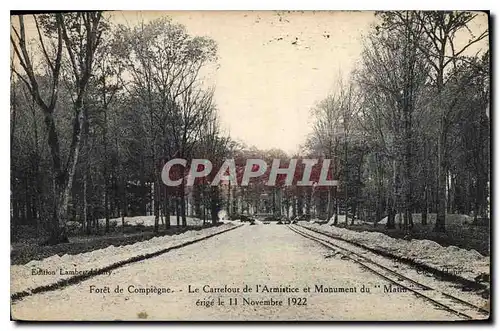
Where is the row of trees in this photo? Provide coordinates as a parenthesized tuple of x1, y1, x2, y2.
(10, 11, 490, 244)
(306, 11, 490, 232)
(11, 13, 231, 243)
(214, 147, 339, 219)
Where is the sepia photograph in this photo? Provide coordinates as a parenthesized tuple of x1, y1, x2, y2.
(9, 9, 490, 321)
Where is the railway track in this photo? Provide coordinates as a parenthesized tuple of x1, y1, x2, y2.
(288, 224, 490, 320)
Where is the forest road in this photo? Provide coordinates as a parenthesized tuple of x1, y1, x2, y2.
(12, 223, 458, 321)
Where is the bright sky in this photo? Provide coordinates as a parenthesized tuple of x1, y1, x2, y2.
(14, 11, 488, 154)
(112, 11, 378, 154)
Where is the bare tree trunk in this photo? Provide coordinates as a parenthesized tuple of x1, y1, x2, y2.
(84, 169, 91, 234)
(326, 188, 332, 221)
(421, 183, 428, 226)
(47, 101, 86, 244)
(375, 153, 383, 227)
(421, 139, 429, 225)
(30, 96, 43, 236)
(435, 127, 447, 232)
(333, 186, 338, 225)
(305, 188, 311, 218)
(181, 181, 187, 227)
(202, 204, 207, 225)
(210, 186, 218, 225)
(344, 147, 349, 225)
(164, 186, 170, 229)
(297, 191, 304, 217)
(121, 180, 126, 229)
(154, 180, 160, 233)
(176, 197, 180, 226)
(227, 179, 231, 215)
(104, 182, 109, 233)
(272, 187, 276, 216)
(351, 158, 363, 226)
(386, 159, 397, 229)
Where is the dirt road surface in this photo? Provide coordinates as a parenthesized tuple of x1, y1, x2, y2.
(12, 223, 458, 321)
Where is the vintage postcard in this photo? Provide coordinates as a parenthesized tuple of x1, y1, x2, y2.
(10, 10, 490, 321)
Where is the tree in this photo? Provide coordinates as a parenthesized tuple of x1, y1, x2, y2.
(115, 17, 217, 230)
(356, 12, 430, 230)
(11, 12, 105, 243)
(407, 11, 487, 232)
(308, 84, 349, 224)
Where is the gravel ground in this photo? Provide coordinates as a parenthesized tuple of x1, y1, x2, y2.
(11, 223, 237, 295)
(292, 224, 489, 310)
(11, 224, 217, 265)
(302, 222, 489, 283)
(12, 223, 459, 321)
